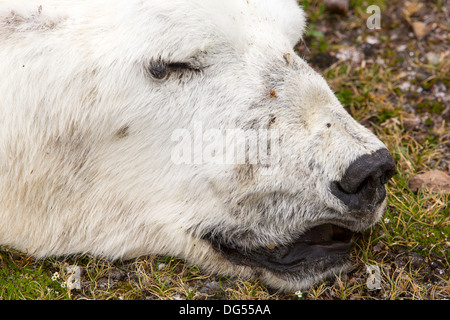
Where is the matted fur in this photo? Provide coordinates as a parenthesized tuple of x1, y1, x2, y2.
(0, 0, 389, 292)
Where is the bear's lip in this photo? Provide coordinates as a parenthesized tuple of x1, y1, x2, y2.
(206, 223, 355, 272)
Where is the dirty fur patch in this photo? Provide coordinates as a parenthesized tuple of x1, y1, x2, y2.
(1, 5, 64, 33)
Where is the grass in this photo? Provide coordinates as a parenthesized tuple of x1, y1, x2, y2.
(1, 0, 449, 300)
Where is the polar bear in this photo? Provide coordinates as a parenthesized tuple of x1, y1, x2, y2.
(0, 0, 395, 292)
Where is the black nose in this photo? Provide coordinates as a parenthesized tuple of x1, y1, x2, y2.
(330, 149, 395, 212)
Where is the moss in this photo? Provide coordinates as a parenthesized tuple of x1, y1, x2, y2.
(416, 100, 444, 114)
(0, 249, 69, 299)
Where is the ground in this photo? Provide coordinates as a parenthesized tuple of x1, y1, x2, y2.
(0, 0, 448, 300)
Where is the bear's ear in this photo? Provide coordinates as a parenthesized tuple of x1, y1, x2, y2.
(277, 0, 307, 47)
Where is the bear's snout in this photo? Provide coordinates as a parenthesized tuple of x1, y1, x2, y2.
(330, 149, 395, 214)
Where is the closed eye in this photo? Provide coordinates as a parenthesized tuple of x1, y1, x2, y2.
(169, 62, 203, 81)
(168, 62, 200, 71)
(147, 59, 202, 81)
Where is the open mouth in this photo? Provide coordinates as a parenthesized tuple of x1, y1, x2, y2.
(205, 223, 355, 273)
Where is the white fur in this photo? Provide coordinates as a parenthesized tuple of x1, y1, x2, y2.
(0, 0, 388, 292)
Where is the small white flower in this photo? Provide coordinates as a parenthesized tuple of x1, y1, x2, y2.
(52, 272, 60, 281)
(295, 290, 303, 298)
(384, 218, 390, 224)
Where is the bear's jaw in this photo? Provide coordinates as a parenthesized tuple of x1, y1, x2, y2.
(203, 223, 355, 273)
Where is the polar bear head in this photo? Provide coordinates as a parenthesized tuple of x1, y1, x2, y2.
(0, 0, 395, 292)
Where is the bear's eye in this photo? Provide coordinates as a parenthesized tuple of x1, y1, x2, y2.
(148, 60, 201, 81)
